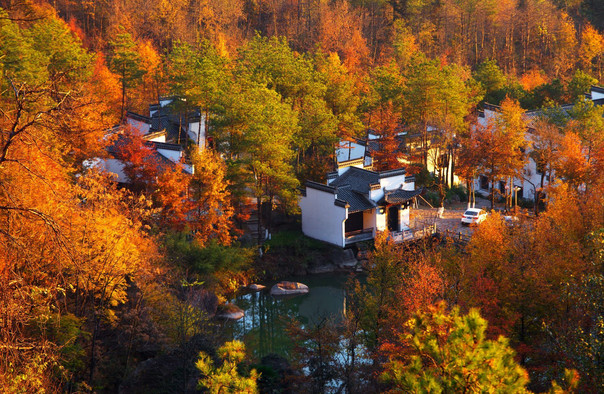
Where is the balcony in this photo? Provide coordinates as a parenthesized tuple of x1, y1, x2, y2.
(345, 228, 374, 245)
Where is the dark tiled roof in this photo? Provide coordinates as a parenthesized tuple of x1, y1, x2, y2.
(367, 139, 380, 154)
(106, 132, 127, 156)
(336, 185, 375, 213)
(379, 168, 406, 178)
(593, 98, 604, 107)
(149, 149, 179, 169)
(326, 166, 408, 212)
(150, 114, 175, 134)
(334, 199, 348, 208)
(591, 85, 604, 94)
(329, 167, 380, 194)
(382, 187, 424, 204)
(149, 141, 183, 152)
(105, 134, 181, 171)
(483, 103, 501, 112)
(306, 180, 336, 194)
(125, 111, 151, 123)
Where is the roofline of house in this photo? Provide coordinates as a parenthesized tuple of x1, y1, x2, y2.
(591, 85, 604, 94)
(334, 199, 349, 208)
(338, 157, 365, 166)
(305, 180, 336, 194)
(147, 141, 183, 151)
(483, 103, 501, 112)
(125, 111, 151, 123)
(142, 130, 167, 141)
(378, 168, 406, 178)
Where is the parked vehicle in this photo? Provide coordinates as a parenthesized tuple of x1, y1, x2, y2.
(461, 208, 488, 225)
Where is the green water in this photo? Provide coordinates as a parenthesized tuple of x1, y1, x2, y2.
(226, 273, 359, 358)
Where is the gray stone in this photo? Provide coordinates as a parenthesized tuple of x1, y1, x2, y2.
(329, 248, 358, 268)
(216, 304, 245, 320)
(270, 281, 309, 296)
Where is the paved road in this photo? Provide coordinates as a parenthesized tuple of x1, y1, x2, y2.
(411, 207, 478, 238)
(411, 196, 495, 238)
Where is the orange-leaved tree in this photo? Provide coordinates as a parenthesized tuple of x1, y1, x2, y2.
(189, 148, 236, 246)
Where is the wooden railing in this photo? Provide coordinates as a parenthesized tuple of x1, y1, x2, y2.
(442, 229, 472, 244)
(345, 228, 374, 244)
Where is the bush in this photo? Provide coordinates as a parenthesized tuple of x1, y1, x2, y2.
(422, 190, 440, 207)
(164, 232, 254, 274)
(411, 164, 435, 188)
(265, 230, 326, 255)
(446, 185, 468, 202)
(517, 198, 534, 209)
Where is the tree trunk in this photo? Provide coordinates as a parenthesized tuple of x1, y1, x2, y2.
(89, 313, 100, 383)
(490, 178, 495, 209)
(256, 193, 262, 245)
(120, 71, 126, 120)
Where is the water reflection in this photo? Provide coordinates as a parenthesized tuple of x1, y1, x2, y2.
(226, 274, 355, 358)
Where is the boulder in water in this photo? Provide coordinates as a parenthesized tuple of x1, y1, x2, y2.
(270, 281, 309, 296)
(216, 304, 245, 320)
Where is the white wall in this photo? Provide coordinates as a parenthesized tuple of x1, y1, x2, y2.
(126, 118, 151, 134)
(369, 174, 405, 202)
(376, 210, 387, 231)
(400, 207, 410, 229)
(99, 158, 128, 183)
(145, 133, 166, 143)
(160, 97, 173, 108)
(156, 148, 182, 163)
(183, 163, 194, 175)
(363, 209, 377, 234)
(592, 88, 604, 100)
(188, 117, 206, 148)
(300, 188, 348, 247)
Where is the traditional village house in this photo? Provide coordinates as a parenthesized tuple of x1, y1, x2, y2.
(299, 166, 422, 247)
(94, 97, 204, 182)
(474, 85, 604, 201)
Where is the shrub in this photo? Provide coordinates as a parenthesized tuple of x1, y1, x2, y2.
(164, 232, 254, 274)
(517, 198, 534, 209)
(265, 230, 326, 254)
(445, 185, 468, 202)
(412, 164, 435, 188)
(422, 190, 440, 207)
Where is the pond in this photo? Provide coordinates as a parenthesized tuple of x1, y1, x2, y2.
(224, 273, 361, 359)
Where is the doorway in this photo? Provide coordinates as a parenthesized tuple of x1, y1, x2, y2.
(387, 206, 399, 232)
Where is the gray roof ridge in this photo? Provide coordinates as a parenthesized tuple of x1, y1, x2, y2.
(378, 168, 406, 178)
(126, 111, 151, 122)
(148, 141, 183, 151)
(305, 180, 336, 194)
(591, 85, 604, 94)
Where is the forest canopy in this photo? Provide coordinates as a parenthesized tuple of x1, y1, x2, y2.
(1, 0, 603, 392)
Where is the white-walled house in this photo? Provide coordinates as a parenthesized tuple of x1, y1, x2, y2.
(125, 96, 207, 149)
(300, 166, 422, 247)
(473, 85, 604, 201)
(93, 97, 207, 183)
(96, 127, 193, 184)
(336, 139, 373, 170)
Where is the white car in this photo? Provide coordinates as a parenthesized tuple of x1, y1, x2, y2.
(461, 208, 487, 226)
